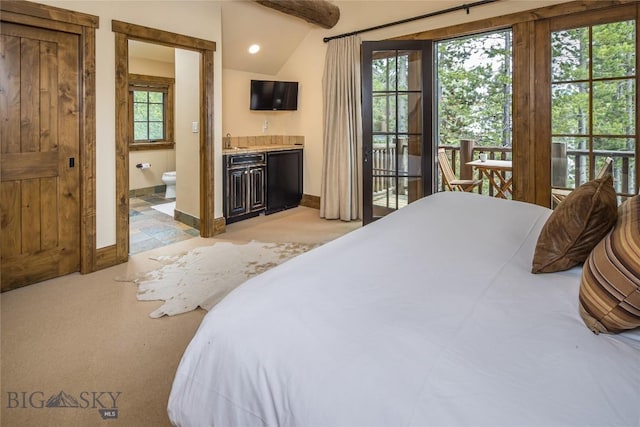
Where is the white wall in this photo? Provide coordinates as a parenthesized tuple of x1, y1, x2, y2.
(222, 69, 299, 138)
(129, 56, 175, 78)
(175, 49, 201, 218)
(40, 0, 222, 248)
(130, 150, 176, 190)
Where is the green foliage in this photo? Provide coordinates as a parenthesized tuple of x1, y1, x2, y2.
(133, 90, 165, 141)
(436, 30, 512, 148)
(551, 19, 636, 154)
(550, 19, 636, 194)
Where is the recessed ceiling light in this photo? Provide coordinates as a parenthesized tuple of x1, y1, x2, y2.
(248, 44, 260, 54)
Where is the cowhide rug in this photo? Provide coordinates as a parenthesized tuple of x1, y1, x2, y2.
(116, 241, 317, 318)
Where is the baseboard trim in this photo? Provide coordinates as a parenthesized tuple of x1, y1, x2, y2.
(174, 209, 200, 230)
(300, 194, 320, 209)
(129, 185, 166, 197)
(213, 216, 226, 235)
(95, 245, 118, 270)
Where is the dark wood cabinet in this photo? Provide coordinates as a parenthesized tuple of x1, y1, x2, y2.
(223, 153, 266, 223)
(224, 148, 303, 223)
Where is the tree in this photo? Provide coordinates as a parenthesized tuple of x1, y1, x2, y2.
(436, 30, 513, 148)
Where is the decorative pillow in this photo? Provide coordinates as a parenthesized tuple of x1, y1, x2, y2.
(532, 176, 617, 273)
(579, 195, 640, 334)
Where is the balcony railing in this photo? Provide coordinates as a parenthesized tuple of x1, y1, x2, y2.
(553, 147, 636, 197)
(372, 142, 637, 200)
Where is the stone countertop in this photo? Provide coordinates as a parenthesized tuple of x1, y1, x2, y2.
(222, 144, 304, 155)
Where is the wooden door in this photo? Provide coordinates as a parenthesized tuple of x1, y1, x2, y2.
(1, 22, 80, 291)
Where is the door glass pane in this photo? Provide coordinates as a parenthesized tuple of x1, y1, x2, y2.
(552, 83, 590, 134)
(397, 93, 423, 133)
(593, 20, 636, 79)
(397, 50, 423, 91)
(372, 51, 396, 91)
(552, 28, 589, 82)
(372, 135, 395, 177)
(397, 53, 409, 91)
(373, 176, 398, 213)
(397, 135, 423, 176)
(373, 93, 396, 132)
(593, 79, 635, 135)
(405, 176, 423, 205)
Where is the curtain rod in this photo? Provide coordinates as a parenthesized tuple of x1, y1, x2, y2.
(323, 0, 500, 43)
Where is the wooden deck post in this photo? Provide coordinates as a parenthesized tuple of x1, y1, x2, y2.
(551, 141, 567, 187)
(460, 139, 475, 180)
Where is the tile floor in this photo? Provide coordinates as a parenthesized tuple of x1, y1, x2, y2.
(129, 194, 200, 255)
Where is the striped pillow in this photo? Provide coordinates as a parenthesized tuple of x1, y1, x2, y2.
(579, 195, 640, 334)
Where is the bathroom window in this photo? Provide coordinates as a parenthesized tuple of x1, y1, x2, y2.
(129, 74, 175, 151)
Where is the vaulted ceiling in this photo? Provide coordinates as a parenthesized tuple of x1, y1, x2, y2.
(130, 0, 575, 76)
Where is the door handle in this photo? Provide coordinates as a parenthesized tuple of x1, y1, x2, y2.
(69, 157, 75, 168)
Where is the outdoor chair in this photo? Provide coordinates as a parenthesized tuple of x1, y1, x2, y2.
(551, 157, 614, 206)
(437, 148, 482, 192)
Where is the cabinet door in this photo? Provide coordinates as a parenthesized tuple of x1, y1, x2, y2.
(228, 168, 248, 216)
(249, 166, 265, 211)
(266, 149, 302, 214)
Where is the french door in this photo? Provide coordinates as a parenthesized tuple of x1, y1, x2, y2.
(362, 41, 433, 225)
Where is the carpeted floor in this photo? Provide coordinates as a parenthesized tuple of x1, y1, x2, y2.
(0, 207, 360, 427)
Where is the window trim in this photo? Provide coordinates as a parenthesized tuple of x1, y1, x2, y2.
(543, 5, 638, 200)
(128, 73, 175, 150)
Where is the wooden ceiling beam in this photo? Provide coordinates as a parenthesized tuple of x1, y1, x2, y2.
(253, 0, 340, 29)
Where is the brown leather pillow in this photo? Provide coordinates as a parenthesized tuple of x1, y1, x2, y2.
(579, 195, 640, 334)
(532, 176, 617, 273)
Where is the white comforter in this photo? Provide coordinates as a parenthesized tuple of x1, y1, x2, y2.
(168, 192, 640, 426)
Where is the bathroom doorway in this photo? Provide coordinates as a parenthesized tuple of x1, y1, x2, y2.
(127, 40, 202, 255)
(113, 21, 216, 261)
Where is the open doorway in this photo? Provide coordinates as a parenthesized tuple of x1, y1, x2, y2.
(435, 29, 513, 198)
(127, 41, 200, 254)
(112, 21, 216, 263)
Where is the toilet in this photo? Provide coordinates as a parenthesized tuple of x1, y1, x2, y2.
(161, 171, 176, 199)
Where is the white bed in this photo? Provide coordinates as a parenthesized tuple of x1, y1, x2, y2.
(168, 192, 640, 426)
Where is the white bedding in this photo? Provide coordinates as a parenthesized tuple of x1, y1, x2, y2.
(168, 192, 640, 426)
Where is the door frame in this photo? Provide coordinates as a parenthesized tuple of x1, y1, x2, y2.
(361, 40, 434, 224)
(0, 1, 98, 274)
(111, 21, 217, 264)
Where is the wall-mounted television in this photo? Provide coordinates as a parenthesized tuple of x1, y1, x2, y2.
(250, 80, 299, 111)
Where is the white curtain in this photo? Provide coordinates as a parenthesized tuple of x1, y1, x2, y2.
(320, 35, 362, 221)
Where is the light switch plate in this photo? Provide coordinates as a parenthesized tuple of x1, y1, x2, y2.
(192, 121, 199, 133)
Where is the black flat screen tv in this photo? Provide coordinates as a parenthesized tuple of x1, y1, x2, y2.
(250, 80, 299, 111)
